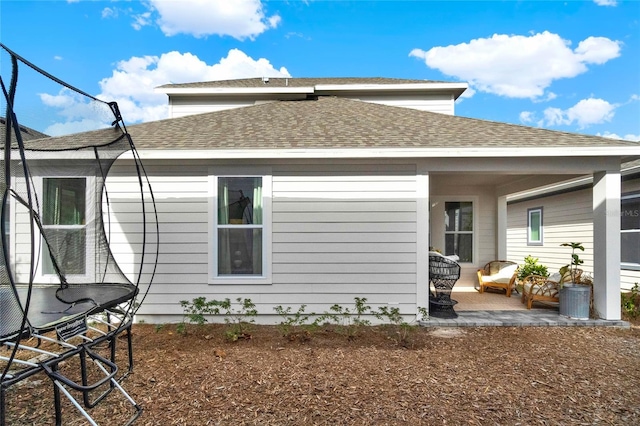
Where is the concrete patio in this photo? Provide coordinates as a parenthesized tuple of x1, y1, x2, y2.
(421, 288, 629, 327)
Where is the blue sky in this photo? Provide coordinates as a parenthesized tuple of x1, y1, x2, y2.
(1, 0, 639, 141)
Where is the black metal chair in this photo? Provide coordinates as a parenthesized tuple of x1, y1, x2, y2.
(428, 255, 461, 318)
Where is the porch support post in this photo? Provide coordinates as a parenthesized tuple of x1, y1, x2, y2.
(416, 169, 430, 319)
(497, 195, 508, 260)
(592, 170, 621, 320)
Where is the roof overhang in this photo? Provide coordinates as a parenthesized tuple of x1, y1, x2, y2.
(156, 82, 469, 100)
(132, 146, 640, 162)
(314, 82, 469, 100)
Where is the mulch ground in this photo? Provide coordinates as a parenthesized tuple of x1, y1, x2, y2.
(3, 318, 640, 425)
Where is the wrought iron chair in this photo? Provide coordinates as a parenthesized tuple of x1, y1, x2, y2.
(428, 254, 461, 318)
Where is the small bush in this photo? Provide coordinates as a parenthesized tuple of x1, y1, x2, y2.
(622, 283, 640, 319)
(274, 304, 316, 340)
(375, 306, 415, 348)
(318, 297, 372, 339)
(178, 297, 257, 340)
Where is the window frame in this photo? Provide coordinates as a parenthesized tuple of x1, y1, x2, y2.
(527, 207, 544, 246)
(37, 175, 93, 283)
(621, 192, 640, 271)
(208, 166, 272, 285)
(431, 196, 477, 264)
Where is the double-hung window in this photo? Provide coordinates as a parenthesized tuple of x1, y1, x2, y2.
(621, 193, 640, 269)
(42, 177, 88, 276)
(210, 169, 272, 284)
(444, 201, 474, 262)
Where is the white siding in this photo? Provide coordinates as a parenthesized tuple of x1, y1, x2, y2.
(353, 94, 455, 115)
(107, 160, 420, 323)
(507, 188, 595, 281)
(167, 93, 456, 118)
(508, 177, 640, 291)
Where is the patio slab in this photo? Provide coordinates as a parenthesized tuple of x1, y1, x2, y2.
(420, 309, 629, 328)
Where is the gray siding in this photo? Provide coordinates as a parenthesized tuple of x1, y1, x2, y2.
(107, 160, 420, 323)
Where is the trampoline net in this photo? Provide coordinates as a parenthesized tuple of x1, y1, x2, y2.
(1, 44, 157, 340)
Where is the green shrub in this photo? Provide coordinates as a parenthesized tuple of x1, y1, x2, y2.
(178, 297, 257, 340)
(517, 255, 549, 281)
(622, 283, 640, 319)
(318, 297, 372, 339)
(274, 304, 316, 340)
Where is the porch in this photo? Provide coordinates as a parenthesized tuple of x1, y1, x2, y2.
(421, 288, 629, 327)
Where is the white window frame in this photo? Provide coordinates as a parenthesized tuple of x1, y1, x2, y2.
(621, 192, 640, 271)
(431, 196, 478, 264)
(208, 166, 272, 285)
(527, 207, 543, 246)
(36, 174, 94, 284)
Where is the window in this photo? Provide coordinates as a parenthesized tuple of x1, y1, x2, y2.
(621, 193, 640, 268)
(42, 178, 87, 275)
(214, 177, 266, 278)
(527, 207, 543, 245)
(444, 201, 473, 262)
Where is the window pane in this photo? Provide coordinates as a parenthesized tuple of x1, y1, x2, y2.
(218, 177, 262, 225)
(445, 234, 473, 262)
(529, 209, 542, 243)
(43, 178, 86, 225)
(218, 228, 263, 275)
(621, 198, 640, 230)
(445, 202, 473, 232)
(43, 229, 86, 275)
(622, 232, 640, 264)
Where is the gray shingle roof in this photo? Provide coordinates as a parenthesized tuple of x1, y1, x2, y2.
(157, 77, 445, 89)
(126, 96, 639, 151)
(1, 117, 49, 142)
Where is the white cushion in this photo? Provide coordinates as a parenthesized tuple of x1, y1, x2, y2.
(482, 264, 517, 284)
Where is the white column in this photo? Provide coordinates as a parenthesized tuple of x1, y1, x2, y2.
(593, 170, 621, 320)
(497, 195, 508, 260)
(416, 169, 430, 319)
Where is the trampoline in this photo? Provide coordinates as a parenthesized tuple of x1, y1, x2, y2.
(1, 44, 158, 425)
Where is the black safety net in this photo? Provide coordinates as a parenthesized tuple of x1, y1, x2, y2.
(1, 42, 158, 376)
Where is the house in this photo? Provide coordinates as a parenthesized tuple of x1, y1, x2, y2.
(506, 159, 640, 292)
(11, 78, 639, 323)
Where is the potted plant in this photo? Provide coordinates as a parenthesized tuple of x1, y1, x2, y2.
(558, 242, 592, 319)
(516, 255, 549, 282)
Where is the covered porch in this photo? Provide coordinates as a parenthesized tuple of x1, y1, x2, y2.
(423, 158, 627, 321)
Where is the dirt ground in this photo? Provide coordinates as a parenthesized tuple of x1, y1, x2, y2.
(4, 314, 640, 426)
(7, 314, 640, 425)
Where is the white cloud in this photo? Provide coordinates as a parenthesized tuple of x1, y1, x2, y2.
(544, 98, 617, 129)
(101, 7, 116, 19)
(519, 98, 619, 129)
(594, 0, 617, 6)
(598, 132, 640, 142)
(137, 0, 281, 40)
(39, 49, 291, 133)
(132, 12, 152, 31)
(519, 111, 536, 124)
(409, 31, 621, 100)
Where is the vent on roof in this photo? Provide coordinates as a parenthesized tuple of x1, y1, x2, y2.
(262, 77, 269, 84)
